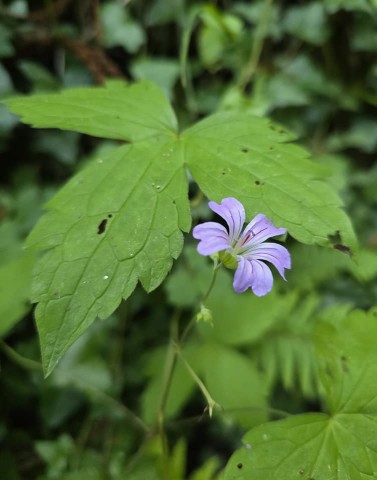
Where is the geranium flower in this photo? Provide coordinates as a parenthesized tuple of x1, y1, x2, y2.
(193, 197, 291, 296)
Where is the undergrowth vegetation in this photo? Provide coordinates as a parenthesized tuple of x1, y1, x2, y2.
(1, 0, 377, 479)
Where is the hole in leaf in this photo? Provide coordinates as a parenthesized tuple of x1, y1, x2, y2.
(237, 463, 243, 469)
(255, 180, 264, 186)
(334, 244, 351, 254)
(328, 231, 351, 255)
(108, 214, 113, 218)
(241, 147, 249, 153)
(97, 218, 108, 235)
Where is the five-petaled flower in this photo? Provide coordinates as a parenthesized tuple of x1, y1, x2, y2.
(193, 197, 291, 296)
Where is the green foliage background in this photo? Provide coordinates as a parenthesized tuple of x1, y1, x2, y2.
(0, 0, 376, 479)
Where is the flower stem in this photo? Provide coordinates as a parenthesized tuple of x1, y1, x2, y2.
(155, 262, 221, 468)
(156, 311, 180, 475)
(176, 348, 218, 418)
(180, 261, 221, 344)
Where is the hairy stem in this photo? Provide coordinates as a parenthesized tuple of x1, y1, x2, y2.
(156, 262, 221, 469)
(177, 349, 218, 417)
(180, 260, 221, 344)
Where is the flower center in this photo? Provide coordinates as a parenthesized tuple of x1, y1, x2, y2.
(232, 229, 255, 255)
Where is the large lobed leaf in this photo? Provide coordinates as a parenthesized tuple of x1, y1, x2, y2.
(27, 140, 190, 375)
(183, 113, 357, 251)
(223, 308, 377, 479)
(4, 81, 357, 375)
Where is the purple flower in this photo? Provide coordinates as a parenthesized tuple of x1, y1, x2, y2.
(193, 197, 291, 296)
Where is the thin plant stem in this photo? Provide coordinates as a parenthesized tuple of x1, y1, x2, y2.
(155, 263, 221, 470)
(176, 348, 218, 417)
(0, 340, 42, 372)
(238, 0, 274, 91)
(180, 261, 221, 344)
(156, 311, 180, 477)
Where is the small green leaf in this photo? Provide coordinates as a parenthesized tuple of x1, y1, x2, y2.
(27, 141, 190, 376)
(5, 80, 177, 142)
(101, 2, 145, 53)
(131, 57, 180, 99)
(283, 2, 330, 45)
(183, 112, 357, 252)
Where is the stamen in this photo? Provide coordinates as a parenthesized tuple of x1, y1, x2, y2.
(241, 230, 255, 246)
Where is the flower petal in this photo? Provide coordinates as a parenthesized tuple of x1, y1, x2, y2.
(197, 238, 231, 256)
(233, 256, 253, 293)
(193, 221, 231, 255)
(249, 243, 291, 280)
(250, 260, 274, 296)
(209, 198, 245, 243)
(193, 222, 229, 241)
(240, 214, 286, 250)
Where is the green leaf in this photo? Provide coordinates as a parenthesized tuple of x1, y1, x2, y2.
(324, 0, 373, 13)
(283, 2, 330, 46)
(316, 308, 377, 414)
(223, 308, 377, 479)
(199, 270, 296, 347)
(165, 245, 212, 308)
(251, 295, 321, 398)
(0, 251, 34, 337)
(196, 343, 267, 427)
(289, 244, 377, 290)
(141, 345, 196, 424)
(101, 2, 145, 53)
(5, 80, 177, 142)
(131, 57, 180, 99)
(189, 457, 220, 480)
(27, 140, 190, 376)
(183, 112, 357, 251)
(327, 117, 377, 154)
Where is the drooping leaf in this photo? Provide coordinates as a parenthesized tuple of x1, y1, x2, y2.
(223, 308, 377, 479)
(183, 112, 357, 252)
(27, 140, 190, 376)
